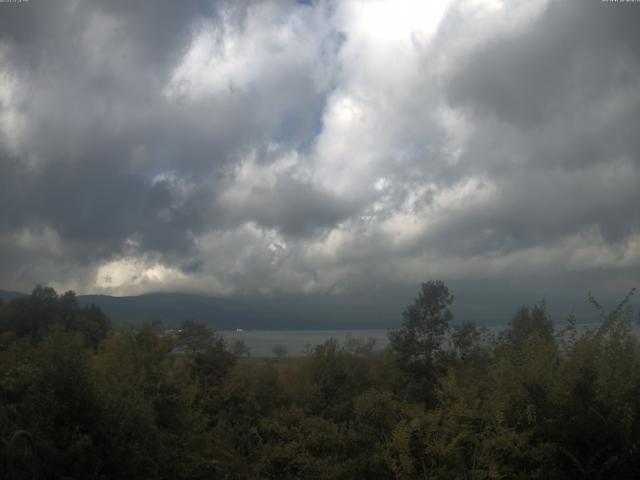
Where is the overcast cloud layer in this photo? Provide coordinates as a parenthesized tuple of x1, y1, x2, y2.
(1, 0, 638, 317)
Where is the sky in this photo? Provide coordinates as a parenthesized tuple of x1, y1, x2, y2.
(0, 0, 639, 322)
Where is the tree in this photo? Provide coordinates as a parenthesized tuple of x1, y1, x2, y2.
(0, 286, 110, 349)
(231, 339, 251, 358)
(503, 303, 553, 348)
(388, 280, 454, 406)
(176, 319, 218, 355)
(272, 345, 288, 359)
(176, 320, 235, 388)
(451, 321, 485, 364)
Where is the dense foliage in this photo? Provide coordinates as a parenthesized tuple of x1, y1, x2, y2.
(1, 282, 639, 479)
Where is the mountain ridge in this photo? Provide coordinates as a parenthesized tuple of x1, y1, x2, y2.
(0, 289, 398, 330)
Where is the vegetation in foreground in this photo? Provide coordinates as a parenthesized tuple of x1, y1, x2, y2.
(1, 282, 639, 479)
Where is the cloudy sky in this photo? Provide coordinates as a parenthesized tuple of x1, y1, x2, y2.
(1, 0, 638, 321)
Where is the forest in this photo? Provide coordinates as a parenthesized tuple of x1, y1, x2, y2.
(1, 281, 639, 479)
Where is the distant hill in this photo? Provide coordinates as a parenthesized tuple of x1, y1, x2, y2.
(2, 286, 612, 330)
(0, 289, 398, 330)
(76, 292, 400, 330)
(0, 289, 28, 302)
(77, 293, 263, 330)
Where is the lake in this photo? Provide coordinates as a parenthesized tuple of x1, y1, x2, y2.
(219, 321, 612, 357)
(220, 329, 390, 357)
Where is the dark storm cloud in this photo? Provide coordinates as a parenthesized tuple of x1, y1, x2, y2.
(222, 178, 361, 237)
(1, 149, 205, 260)
(0, 0, 638, 304)
(0, 0, 343, 291)
(448, 1, 640, 128)
(406, 165, 639, 259)
(434, 0, 640, 256)
(0, 0, 208, 66)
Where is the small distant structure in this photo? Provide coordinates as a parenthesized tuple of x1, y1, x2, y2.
(272, 344, 288, 358)
(236, 328, 244, 332)
(161, 329, 179, 339)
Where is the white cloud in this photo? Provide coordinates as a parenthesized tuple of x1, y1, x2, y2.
(1, 0, 638, 307)
(95, 257, 185, 290)
(15, 227, 63, 256)
(164, 1, 335, 102)
(0, 48, 30, 161)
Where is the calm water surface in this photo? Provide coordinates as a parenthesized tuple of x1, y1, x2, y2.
(220, 329, 390, 357)
(220, 322, 612, 357)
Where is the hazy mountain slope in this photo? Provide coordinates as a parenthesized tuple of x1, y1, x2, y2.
(0, 289, 398, 330)
(76, 292, 398, 330)
(0, 289, 28, 302)
(77, 293, 260, 329)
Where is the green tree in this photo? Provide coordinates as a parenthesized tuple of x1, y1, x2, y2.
(0, 286, 110, 349)
(503, 303, 553, 349)
(272, 345, 288, 358)
(451, 321, 485, 363)
(388, 280, 454, 406)
(231, 339, 250, 358)
(177, 320, 236, 389)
